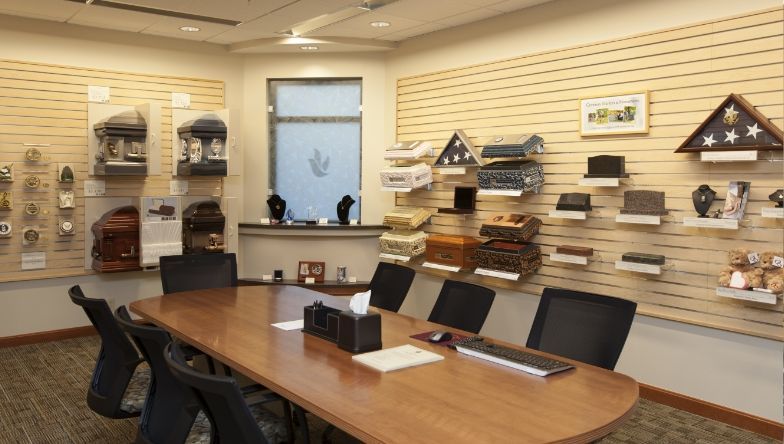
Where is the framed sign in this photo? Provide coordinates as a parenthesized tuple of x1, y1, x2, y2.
(298, 261, 325, 283)
(579, 91, 649, 136)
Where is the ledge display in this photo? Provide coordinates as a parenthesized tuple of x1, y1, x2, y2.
(715, 287, 777, 305)
(615, 260, 661, 275)
(682, 217, 739, 230)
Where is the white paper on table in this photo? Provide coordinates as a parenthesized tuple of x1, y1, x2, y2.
(271, 319, 304, 331)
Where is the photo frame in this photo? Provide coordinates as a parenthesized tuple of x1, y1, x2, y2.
(298, 261, 325, 283)
(579, 91, 649, 136)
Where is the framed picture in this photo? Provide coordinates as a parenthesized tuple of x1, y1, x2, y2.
(298, 261, 325, 283)
(579, 91, 649, 136)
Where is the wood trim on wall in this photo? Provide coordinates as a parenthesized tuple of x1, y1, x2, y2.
(639, 383, 784, 440)
(0, 325, 96, 348)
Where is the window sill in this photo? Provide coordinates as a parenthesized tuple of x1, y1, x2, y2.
(238, 222, 388, 238)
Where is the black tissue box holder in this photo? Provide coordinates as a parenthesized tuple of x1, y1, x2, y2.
(337, 311, 382, 353)
(303, 305, 341, 342)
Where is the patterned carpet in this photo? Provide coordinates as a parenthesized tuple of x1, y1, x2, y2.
(0, 335, 777, 444)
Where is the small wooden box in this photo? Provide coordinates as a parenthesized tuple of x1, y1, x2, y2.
(476, 240, 542, 276)
(91, 206, 141, 273)
(379, 163, 433, 189)
(555, 245, 594, 257)
(379, 231, 427, 257)
(426, 234, 481, 269)
(479, 213, 541, 242)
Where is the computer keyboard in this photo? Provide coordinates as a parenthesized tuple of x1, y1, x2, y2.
(455, 341, 574, 376)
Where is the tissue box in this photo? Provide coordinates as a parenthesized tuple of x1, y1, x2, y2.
(338, 311, 382, 353)
(303, 305, 341, 343)
(380, 163, 433, 189)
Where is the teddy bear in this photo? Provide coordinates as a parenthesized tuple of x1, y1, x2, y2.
(718, 248, 763, 289)
(758, 251, 784, 294)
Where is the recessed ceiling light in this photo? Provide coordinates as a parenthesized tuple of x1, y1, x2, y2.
(370, 21, 390, 28)
(300, 46, 319, 50)
(179, 26, 201, 32)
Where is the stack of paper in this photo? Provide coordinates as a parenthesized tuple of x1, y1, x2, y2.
(352, 344, 444, 372)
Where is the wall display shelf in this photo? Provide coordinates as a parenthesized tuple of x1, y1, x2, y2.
(615, 214, 661, 225)
(87, 102, 162, 176)
(549, 253, 589, 265)
(477, 189, 523, 196)
(682, 217, 739, 230)
(381, 186, 412, 192)
(474, 267, 520, 280)
(700, 151, 758, 162)
(379, 253, 411, 262)
(549, 210, 587, 220)
(715, 287, 777, 305)
(615, 260, 661, 275)
(578, 177, 621, 187)
(422, 261, 462, 272)
(761, 208, 784, 218)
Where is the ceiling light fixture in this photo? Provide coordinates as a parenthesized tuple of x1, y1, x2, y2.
(370, 21, 390, 28)
(179, 26, 201, 32)
(300, 46, 319, 50)
(65, 0, 241, 26)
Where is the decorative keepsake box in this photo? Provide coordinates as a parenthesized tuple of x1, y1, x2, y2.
(477, 160, 544, 192)
(380, 163, 433, 189)
(556, 193, 592, 212)
(476, 240, 542, 276)
(384, 140, 433, 160)
(620, 190, 668, 215)
(584, 155, 629, 178)
(438, 186, 476, 214)
(379, 231, 428, 258)
(479, 213, 542, 242)
(183, 201, 226, 254)
(91, 206, 141, 273)
(480, 134, 544, 158)
(622, 252, 665, 265)
(93, 111, 148, 175)
(556, 245, 594, 257)
(382, 207, 431, 230)
(177, 114, 228, 176)
(425, 234, 481, 269)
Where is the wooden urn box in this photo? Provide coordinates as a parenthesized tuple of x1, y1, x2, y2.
(425, 234, 481, 269)
(183, 200, 226, 254)
(477, 160, 545, 192)
(475, 240, 542, 276)
(91, 206, 141, 273)
(479, 213, 542, 242)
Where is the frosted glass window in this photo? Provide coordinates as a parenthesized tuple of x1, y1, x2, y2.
(269, 79, 361, 222)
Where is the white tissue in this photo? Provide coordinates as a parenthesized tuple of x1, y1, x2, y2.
(349, 289, 371, 315)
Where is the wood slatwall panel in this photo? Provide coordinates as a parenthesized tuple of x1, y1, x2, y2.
(394, 8, 784, 340)
(0, 59, 224, 282)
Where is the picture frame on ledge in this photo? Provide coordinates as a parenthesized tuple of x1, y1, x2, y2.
(579, 91, 649, 136)
(298, 261, 325, 283)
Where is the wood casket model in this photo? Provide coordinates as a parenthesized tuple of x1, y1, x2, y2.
(183, 200, 226, 254)
(91, 206, 141, 272)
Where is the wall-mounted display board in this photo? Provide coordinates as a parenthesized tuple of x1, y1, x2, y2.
(0, 58, 226, 282)
(392, 8, 784, 340)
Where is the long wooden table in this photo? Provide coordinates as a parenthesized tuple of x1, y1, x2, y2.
(130, 285, 638, 444)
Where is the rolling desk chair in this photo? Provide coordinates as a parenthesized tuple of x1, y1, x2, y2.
(526, 287, 637, 370)
(159, 253, 237, 294)
(427, 280, 496, 334)
(368, 262, 416, 312)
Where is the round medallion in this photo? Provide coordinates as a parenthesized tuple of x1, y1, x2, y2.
(24, 202, 40, 216)
(25, 148, 42, 161)
(60, 220, 74, 234)
(0, 221, 11, 236)
(495, 136, 504, 143)
(23, 228, 39, 243)
(210, 138, 223, 155)
(311, 264, 323, 275)
(107, 142, 119, 156)
(24, 175, 40, 188)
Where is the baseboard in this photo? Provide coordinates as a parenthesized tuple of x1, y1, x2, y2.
(639, 383, 783, 440)
(0, 325, 96, 348)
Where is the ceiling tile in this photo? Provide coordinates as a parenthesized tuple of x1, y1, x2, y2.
(309, 11, 426, 39)
(140, 17, 236, 41)
(488, 0, 553, 13)
(376, 0, 478, 22)
(375, 22, 447, 42)
(435, 8, 501, 27)
(0, 0, 83, 22)
(67, 5, 163, 32)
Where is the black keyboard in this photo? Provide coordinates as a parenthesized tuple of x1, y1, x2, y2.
(455, 341, 574, 376)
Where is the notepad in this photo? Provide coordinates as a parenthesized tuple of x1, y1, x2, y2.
(352, 344, 444, 372)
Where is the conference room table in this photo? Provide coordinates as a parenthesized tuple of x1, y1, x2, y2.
(130, 285, 639, 444)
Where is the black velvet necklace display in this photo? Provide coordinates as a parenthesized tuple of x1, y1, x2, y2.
(769, 189, 784, 208)
(267, 194, 286, 222)
(337, 195, 355, 224)
(692, 185, 716, 217)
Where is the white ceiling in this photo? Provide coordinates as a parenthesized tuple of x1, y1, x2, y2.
(0, 0, 553, 53)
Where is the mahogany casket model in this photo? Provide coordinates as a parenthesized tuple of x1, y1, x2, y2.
(91, 206, 141, 272)
(93, 110, 148, 175)
(479, 213, 542, 242)
(379, 230, 427, 258)
(476, 240, 542, 275)
(182, 200, 226, 254)
(176, 114, 228, 176)
(477, 160, 544, 192)
(425, 234, 481, 269)
(379, 163, 433, 189)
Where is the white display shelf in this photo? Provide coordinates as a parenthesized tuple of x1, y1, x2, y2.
(761, 207, 784, 218)
(615, 214, 661, 225)
(474, 267, 520, 280)
(549, 253, 589, 265)
(715, 287, 777, 305)
(578, 177, 620, 187)
(436, 167, 467, 175)
(700, 151, 757, 162)
(549, 210, 587, 220)
(682, 217, 739, 230)
(477, 189, 523, 196)
(381, 186, 412, 192)
(615, 260, 661, 275)
(422, 262, 461, 272)
(379, 253, 411, 262)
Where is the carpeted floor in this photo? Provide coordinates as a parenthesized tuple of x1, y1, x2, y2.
(0, 336, 777, 444)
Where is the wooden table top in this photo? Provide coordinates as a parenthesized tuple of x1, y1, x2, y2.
(130, 286, 638, 444)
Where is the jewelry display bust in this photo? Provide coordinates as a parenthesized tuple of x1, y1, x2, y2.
(769, 189, 784, 208)
(267, 194, 286, 223)
(337, 195, 355, 225)
(692, 185, 716, 217)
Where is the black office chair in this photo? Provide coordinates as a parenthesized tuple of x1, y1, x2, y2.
(159, 253, 238, 295)
(115, 306, 202, 444)
(427, 280, 496, 334)
(526, 287, 637, 370)
(368, 262, 416, 312)
(164, 340, 290, 444)
(67, 285, 148, 418)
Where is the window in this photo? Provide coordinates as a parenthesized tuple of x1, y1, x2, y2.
(268, 79, 361, 222)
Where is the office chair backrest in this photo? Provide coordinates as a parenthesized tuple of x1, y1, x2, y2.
(115, 306, 199, 444)
(427, 280, 496, 334)
(368, 262, 416, 312)
(67, 285, 142, 418)
(164, 341, 270, 444)
(526, 287, 637, 370)
(159, 253, 238, 294)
